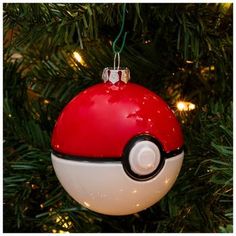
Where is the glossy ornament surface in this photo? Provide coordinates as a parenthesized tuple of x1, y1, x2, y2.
(51, 67, 184, 215)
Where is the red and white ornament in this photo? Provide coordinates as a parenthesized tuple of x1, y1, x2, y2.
(51, 67, 184, 215)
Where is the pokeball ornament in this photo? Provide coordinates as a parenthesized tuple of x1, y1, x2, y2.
(51, 67, 184, 216)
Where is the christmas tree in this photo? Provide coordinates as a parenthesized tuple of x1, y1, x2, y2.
(3, 3, 233, 233)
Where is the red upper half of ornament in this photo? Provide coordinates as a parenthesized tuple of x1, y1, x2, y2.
(51, 81, 184, 158)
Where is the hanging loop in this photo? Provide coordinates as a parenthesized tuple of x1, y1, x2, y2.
(112, 3, 127, 54)
(113, 53, 120, 69)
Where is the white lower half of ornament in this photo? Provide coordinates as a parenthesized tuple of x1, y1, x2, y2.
(51, 152, 184, 216)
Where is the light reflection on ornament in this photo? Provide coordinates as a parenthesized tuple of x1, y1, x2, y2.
(177, 101, 196, 111)
(164, 178, 170, 184)
(83, 201, 90, 207)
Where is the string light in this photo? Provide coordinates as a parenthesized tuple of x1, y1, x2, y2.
(177, 101, 196, 111)
(70, 51, 87, 68)
(144, 40, 151, 44)
(59, 230, 70, 234)
(186, 60, 193, 64)
(73, 51, 86, 66)
(44, 99, 50, 104)
(53, 214, 72, 233)
(73, 51, 83, 63)
(23, 206, 29, 212)
(31, 184, 39, 189)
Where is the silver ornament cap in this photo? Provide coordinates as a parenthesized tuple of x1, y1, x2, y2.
(102, 67, 130, 84)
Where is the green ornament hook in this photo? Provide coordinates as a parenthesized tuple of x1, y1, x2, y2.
(112, 3, 128, 54)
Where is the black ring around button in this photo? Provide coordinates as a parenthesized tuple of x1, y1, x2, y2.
(122, 134, 166, 181)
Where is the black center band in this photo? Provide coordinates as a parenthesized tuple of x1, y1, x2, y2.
(51, 145, 183, 163)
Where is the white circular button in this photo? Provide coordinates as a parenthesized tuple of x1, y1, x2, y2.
(129, 141, 161, 176)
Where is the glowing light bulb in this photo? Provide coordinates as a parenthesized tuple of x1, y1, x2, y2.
(59, 230, 70, 233)
(188, 103, 196, 110)
(31, 184, 39, 189)
(56, 216, 61, 223)
(55, 215, 72, 230)
(177, 102, 186, 111)
(186, 60, 193, 64)
(210, 65, 215, 71)
(70, 51, 87, 68)
(176, 101, 196, 111)
(73, 51, 82, 63)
